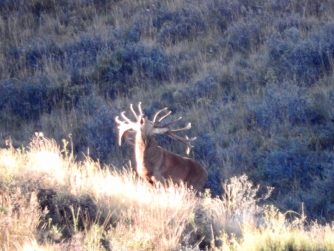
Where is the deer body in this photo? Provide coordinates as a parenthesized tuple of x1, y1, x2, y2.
(115, 103, 208, 190)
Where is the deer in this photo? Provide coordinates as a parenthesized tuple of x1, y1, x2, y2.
(115, 102, 208, 190)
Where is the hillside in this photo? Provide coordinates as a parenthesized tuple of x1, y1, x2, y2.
(1, 0, 334, 224)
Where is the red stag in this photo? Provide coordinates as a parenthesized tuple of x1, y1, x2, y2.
(115, 102, 208, 190)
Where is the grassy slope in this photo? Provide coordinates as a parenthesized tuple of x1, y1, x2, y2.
(1, 0, 334, 225)
(0, 135, 333, 250)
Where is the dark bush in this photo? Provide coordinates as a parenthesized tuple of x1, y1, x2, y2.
(70, 69, 90, 87)
(5, 46, 24, 77)
(191, 76, 220, 100)
(170, 51, 198, 82)
(6, 46, 21, 61)
(23, 35, 104, 73)
(246, 83, 333, 129)
(173, 75, 220, 107)
(309, 124, 334, 151)
(25, 48, 44, 70)
(193, 133, 217, 166)
(218, 135, 261, 178)
(0, 77, 61, 122)
(0, 0, 24, 14)
(95, 44, 170, 98)
(195, 133, 222, 195)
(269, 0, 333, 17)
(6, 0, 68, 17)
(160, 91, 175, 107)
(206, 168, 222, 196)
(25, 40, 63, 71)
(154, 8, 207, 45)
(77, 104, 117, 161)
(258, 141, 334, 219)
(30, 0, 55, 18)
(280, 27, 301, 44)
(76, 94, 109, 116)
(38, 189, 99, 241)
(269, 0, 296, 14)
(205, 0, 240, 32)
(63, 35, 103, 70)
(316, 167, 334, 219)
(267, 23, 334, 85)
(226, 21, 262, 54)
(247, 83, 324, 130)
(274, 15, 307, 34)
(125, 24, 141, 43)
(259, 142, 332, 192)
(229, 58, 263, 92)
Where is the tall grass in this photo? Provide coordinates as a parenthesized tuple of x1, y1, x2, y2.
(0, 134, 333, 250)
(0, 134, 199, 250)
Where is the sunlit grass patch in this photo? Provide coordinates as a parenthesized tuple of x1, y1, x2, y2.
(234, 207, 334, 251)
(0, 134, 334, 250)
(0, 188, 41, 251)
(0, 134, 201, 250)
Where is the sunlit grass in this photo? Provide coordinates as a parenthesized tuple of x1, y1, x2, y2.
(0, 134, 199, 250)
(0, 134, 333, 250)
(233, 206, 334, 251)
(0, 188, 40, 251)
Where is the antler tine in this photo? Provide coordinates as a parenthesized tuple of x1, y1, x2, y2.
(184, 135, 197, 155)
(115, 111, 136, 146)
(167, 132, 196, 155)
(152, 107, 168, 123)
(115, 115, 122, 124)
(170, 122, 192, 133)
(138, 102, 143, 117)
(158, 110, 172, 123)
(121, 111, 133, 124)
(160, 116, 182, 128)
(130, 103, 138, 119)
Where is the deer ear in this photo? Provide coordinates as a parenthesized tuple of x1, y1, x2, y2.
(152, 128, 169, 134)
(140, 117, 145, 125)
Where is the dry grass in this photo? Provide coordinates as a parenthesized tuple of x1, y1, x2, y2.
(0, 134, 199, 250)
(230, 206, 334, 251)
(0, 188, 40, 251)
(0, 134, 333, 250)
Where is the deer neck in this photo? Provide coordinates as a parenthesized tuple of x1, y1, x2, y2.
(135, 132, 161, 176)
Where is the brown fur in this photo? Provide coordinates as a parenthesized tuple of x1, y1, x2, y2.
(134, 120, 207, 190)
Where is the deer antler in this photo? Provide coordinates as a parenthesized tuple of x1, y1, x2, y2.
(160, 116, 183, 128)
(116, 103, 197, 154)
(169, 122, 192, 133)
(130, 102, 144, 120)
(115, 103, 144, 146)
(152, 107, 172, 123)
(167, 132, 197, 155)
(152, 108, 196, 155)
(115, 114, 134, 146)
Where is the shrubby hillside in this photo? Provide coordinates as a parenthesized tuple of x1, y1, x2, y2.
(1, 0, 334, 221)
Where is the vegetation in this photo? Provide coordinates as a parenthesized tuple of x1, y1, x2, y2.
(1, 0, 334, 249)
(0, 135, 333, 250)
